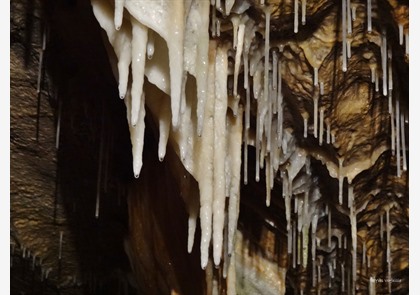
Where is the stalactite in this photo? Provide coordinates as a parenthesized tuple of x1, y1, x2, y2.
(314, 97, 318, 138)
(396, 98, 401, 177)
(381, 32, 388, 96)
(347, 0, 352, 34)
(58, 231, 63, 260)
(342, 0, 347, 72)
(302, 0, 307, 25)
(399, 24, 404, 45)
(367, 0, 372, 32)
(319, 107, 324, 145)
(401, 112, 407, 171)
(294, 0, 299, 33)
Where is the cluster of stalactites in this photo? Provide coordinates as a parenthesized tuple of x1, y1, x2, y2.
(90, 0, 407, 294)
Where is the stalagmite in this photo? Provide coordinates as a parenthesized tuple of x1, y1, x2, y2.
(294, 0, 299, 33)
